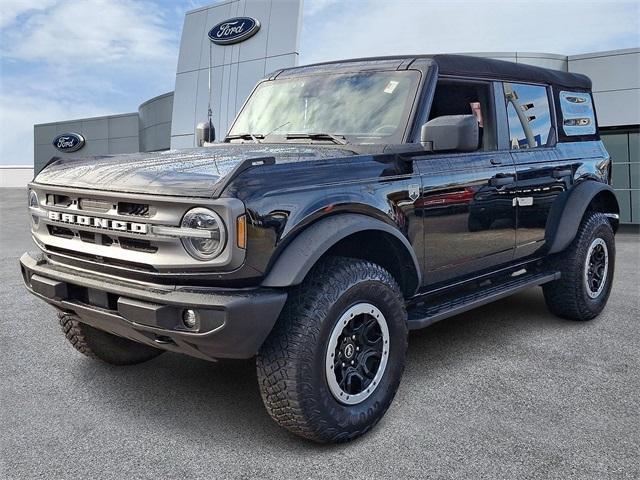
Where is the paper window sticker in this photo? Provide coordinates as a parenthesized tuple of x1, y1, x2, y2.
(384, 81, 399, 94)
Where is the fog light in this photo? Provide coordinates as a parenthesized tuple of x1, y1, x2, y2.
(182, 309, 197, 329)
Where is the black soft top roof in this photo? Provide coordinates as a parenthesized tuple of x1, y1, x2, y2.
(432, 55, 590, 90)
(277, 54, 591, 90)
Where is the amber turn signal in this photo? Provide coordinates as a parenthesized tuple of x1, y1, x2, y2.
(236, 214, 247, 249)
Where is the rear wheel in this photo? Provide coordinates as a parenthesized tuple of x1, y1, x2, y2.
(543, 212, 615, 321)
(59, 313, 164, 365)
(256, 257, 408, 443)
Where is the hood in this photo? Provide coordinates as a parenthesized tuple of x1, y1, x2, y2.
(34, 143, 360, 197)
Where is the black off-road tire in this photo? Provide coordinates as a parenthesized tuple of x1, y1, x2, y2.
(543, 212, 615, 321)
(58, 313, 164, 365)
(256, 256, 408, 443)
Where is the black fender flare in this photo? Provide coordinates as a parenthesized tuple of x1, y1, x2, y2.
(262, 213, 422, 292)
(546, 181, 619, 254)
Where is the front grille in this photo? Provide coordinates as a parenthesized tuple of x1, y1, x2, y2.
(46, 194, 72, 207)
(120, 237, 158, 253)
(78, 231, 96, 243)
(77, 231, 116, 246)
(46, 245, 158, 272)
(49, 225, 74, 239)
(117, 202, 149, 217)
(79, 198, 112, 213)
(47, 226, 157, 254)
(36, 189, 164, 273)
(29, 185, 242, 277)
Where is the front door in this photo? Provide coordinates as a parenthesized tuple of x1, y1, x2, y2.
(412, 78, 517, 285)
(413, 150, 517, 285)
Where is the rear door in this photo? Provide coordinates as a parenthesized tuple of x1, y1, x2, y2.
(502, 82, 575, 259)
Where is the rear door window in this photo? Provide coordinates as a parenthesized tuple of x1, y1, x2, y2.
(504, 83, 552, 149)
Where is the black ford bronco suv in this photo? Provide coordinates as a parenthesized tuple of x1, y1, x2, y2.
(21, 55, 618, 443)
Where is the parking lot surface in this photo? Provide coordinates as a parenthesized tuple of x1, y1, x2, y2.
(1, 188, 638, 479)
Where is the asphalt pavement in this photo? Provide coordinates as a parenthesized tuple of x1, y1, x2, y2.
(1, 187, 638, 479)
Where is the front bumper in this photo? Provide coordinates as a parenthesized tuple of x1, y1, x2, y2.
(20, 252, 287, 360)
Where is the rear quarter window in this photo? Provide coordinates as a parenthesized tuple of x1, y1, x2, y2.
(558, 91, 596, 136)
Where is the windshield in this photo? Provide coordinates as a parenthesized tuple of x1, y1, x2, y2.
(229, 70, 421, 143)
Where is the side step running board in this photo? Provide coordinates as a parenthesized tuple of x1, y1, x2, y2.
(407, 271, 560, 330)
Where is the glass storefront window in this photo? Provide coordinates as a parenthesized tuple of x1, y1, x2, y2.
(601, 131, 640, 224)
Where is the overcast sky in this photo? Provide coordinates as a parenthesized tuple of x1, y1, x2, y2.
(1, 0, 638, 165)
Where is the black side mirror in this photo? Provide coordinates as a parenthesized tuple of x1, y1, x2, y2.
(420, 114, 479, 152)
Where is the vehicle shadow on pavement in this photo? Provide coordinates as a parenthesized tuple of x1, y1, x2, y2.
(77, 286, 565, 449)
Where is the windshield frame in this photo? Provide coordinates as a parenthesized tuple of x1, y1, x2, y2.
(226, 68, 425, 145)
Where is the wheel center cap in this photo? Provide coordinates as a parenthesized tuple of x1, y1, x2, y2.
(344, 343, 355, 359)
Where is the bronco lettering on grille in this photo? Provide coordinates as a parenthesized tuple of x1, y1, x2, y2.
(47, 211, 148, 234)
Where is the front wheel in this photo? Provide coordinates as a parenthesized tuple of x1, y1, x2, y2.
(256, 257, 408, 443)
(543, 212, 615, 321)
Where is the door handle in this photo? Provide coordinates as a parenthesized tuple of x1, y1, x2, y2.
(489, 174, 515, 187)
(552, 168, 572, 178)
(490, 158, 502, 166)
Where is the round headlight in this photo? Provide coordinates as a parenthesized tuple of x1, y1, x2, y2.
(28, 190, 39, 228)
(28, 190, 39, 208)
(180, 208, 226, 260)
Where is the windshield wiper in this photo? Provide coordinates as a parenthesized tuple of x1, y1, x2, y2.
(285, 133, 348, 145)
(265, 121, 291, 138)
(225, 133, 264, 143)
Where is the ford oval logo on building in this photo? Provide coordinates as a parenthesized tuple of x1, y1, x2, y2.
(52, 133, 85, 153)
(208, 17, 260, 45)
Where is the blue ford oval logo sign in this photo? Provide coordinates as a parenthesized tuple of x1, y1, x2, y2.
(208, 17, 260, 45)
(52, 133, 85, 153)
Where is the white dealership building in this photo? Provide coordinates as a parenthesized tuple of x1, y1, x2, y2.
(28, 0, 640, 224)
